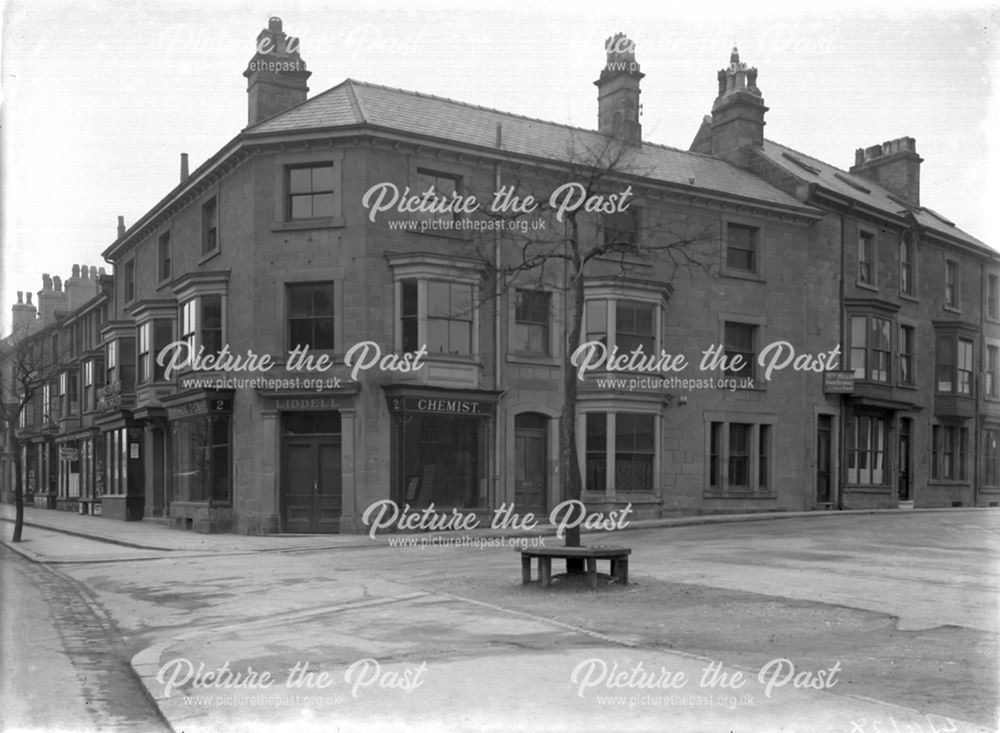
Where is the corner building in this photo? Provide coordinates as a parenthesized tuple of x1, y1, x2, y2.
(91, 19, 998, 534)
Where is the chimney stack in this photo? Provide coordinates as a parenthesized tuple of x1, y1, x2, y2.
(701, 47, 768, 166)
(11, 291, 37, 334)
(180, 153, 189, 182)
(117, 215, 126, 239)
(849, 137, 922, 206)
(37, 272, 69, 327)
(594, 33, 644, 146)
(243, 17, 311, 126)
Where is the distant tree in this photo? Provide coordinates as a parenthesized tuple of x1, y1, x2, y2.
(0, 323, 63, 543)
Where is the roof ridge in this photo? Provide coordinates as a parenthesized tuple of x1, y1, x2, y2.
(344, 79, 368, 123)
(346, 78, 734, 164)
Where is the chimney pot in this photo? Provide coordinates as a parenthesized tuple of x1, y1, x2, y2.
(42, 274, 52, 291)
(53, 276, 62, 291)
(117, 215, 126, 238)
(80, 265, 89, 280)
(269, 16, 282, 31)
(72, 264, 80, 279)
(17, 291, 23, 304)
(26, 292, 32, 305)
(851, 137, 922, 205)
(90, 266, 98, 280)
(181, 153, 190, 182)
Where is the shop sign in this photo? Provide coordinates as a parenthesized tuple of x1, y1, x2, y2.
(386, 396, 495, 416)
(167, 398, 232, 421)
(823, 371, 855, 394)
(59, 446, 79, 461)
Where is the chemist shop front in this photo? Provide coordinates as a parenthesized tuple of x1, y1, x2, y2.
(383, 385, 501, 520)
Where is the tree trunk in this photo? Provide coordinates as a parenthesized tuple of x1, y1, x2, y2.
(12, 442, 24, 543)
(560, 217, 586, 571)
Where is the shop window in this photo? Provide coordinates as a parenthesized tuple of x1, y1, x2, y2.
(287, 282, 335, 352)
(984, 430, 1000, 487)
(173, 414, 231, 503)
(395, 414, 485, 508)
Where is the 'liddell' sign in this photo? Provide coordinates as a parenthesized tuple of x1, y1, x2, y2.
(362, 499, 632, 540)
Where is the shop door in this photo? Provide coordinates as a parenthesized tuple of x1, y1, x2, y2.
(281, 412, 342, 533)
(514, 414, 547, 516)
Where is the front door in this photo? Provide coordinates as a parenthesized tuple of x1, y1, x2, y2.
(281, 412, 342, 533)
(816, 415, 832, 505)
(514, 414, 547, 516)
(898, 418, 911, 501)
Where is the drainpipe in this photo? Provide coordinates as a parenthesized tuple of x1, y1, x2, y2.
(838, 211, 847, 510)
(493, 123, 503, 512)
(974, 264, 984, 507)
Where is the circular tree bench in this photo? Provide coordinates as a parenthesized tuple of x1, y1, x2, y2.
(519, 545, 631, 589)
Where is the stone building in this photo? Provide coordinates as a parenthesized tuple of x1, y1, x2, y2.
(5, 19, 997, 532)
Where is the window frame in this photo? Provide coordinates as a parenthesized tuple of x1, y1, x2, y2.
(857, 229, 876, 287)
(899, 233, 915, 297)
(845, 413, 888, 486)
(512, 289, 551, 356)
(286, 162, 336, 222)
(201, 196, 219, 258)
(944, 259, 959, 310)
(705, 417, 774, 495)
(931, 424, 968, 482)
(986, 343, 1000, 400)
(157, 230, 171, 284)
(724, 222, 759, 274)
(583, 410, 659, 495)
(898, 323, 916, 387)
(935, 334, 975, 396)
(987, 273, 999, 322)
(286, 281, 336, 353)
(848, 314, 892, 384)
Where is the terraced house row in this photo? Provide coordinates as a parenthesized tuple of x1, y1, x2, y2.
(2, 18, 999, 534)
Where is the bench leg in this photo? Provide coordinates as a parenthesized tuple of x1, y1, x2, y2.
(618, 557, 629, 585)
(539, 557, 552, 588)
(587, 557, 597, 589)
(521, 555, 532, 585)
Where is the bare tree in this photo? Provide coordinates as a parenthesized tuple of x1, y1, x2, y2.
(0, 322, 63, 542)
(465, 132, 718, 552)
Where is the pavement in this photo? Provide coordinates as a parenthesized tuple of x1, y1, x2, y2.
(2, 503, 998, 732)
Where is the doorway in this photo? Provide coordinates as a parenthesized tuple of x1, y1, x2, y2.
(816, 415, 832, 505)
(281, 412, 342, 533)
(514, 413, 548, 516)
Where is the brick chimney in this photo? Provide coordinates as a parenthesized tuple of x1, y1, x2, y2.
(594, 33, 644, 146)
(11, 291, 37, 335)
(64, 264, 100, 311)
(849, 137, 922, 206)
(705, 47, 768, 166)
(243, 17, 310, 126)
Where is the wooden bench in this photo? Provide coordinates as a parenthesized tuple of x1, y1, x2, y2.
(520, 545, 631, 589)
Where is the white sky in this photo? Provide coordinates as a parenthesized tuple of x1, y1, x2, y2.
(2, 1, 998, 332)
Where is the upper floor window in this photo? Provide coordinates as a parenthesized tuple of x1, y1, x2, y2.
(858, 231, 874, 285)
(138, 319, 173, 384)
(726, 223, 759, 273)
(158, 231, 171, 283)
(60, 371, 79, 417)
(513, 290, 550, 355)
(987, 274, 999, 321)
(400, 279, 474, 355)
(287, 283, 335, 352)
(287, 163, 334, 220)
(585, 299, 656, 355)
(416, 169, 461, 225)
(986, 344, 999, 399)
(899, 234, 914, 296)
(202, 197, 219, 256)
(181, 295, 223, 357)
(82, 358, 103, 412)
(106, 340, 117, 386)
(936, 335, 974, 395)
(106, 338, 136, 392)
(603, 208, 641, 248)
(898, 325, 915, 386)
(849, 315, 891, 383)
(944, 260, 959, 309)
(723, 322, 757, 380)
(123, 258, 135, 302)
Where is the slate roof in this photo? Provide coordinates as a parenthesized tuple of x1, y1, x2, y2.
(245, 79, 813, 212)
(757, 139, 988, 251)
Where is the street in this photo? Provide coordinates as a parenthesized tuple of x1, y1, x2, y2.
(1, 510, 997, 732)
